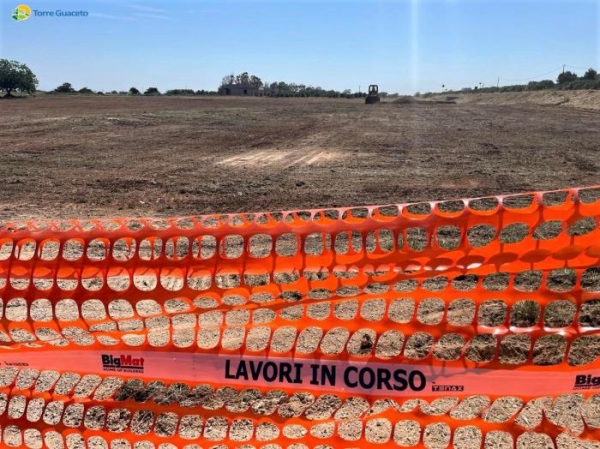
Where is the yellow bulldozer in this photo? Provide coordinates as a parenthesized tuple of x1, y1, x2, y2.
(365, 84, 380, 104)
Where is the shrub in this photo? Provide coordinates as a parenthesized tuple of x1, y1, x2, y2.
(144, 87, 160, 96)
(129, 87, 141, 95)
(527, 80, 554, 91)
(54, 82, 75, 93)
(558, 79, 600, 90)
(583, 68, 598, 81)
(165, 89, 195, 96)
(557, 71, 578, 84)
(500, 85, 526, 92)
(78, 87, 93, 94)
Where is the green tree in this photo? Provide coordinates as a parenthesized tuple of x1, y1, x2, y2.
(277, 81, 289, 95)
(583, 68, 598, 80)
(235, 72, 250, 85)
(78, 87, 93, 94)
(221, 73, 235, 86)
(527, 80, 554, 91)
(144, 87, 160, 95)
(557, 71, 578, 84)
(129, 87, 141, 95)
(0, 59, 38, 97)
(249, 75, 263, 89)
(55, 82, 75, 93)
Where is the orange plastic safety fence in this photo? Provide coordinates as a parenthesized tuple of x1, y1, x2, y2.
(1, 186, 600, 448)
(0, 367, 599, 448)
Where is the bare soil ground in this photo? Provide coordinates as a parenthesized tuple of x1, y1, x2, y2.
(0, 95, 599, 221)
(1, 95, 600, 448)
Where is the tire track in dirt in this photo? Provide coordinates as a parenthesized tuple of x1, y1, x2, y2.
(214, 130, 348, 168)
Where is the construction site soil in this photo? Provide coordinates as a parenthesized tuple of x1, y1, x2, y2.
(1, 94, 599, 221)
(1, 94, 599, 448)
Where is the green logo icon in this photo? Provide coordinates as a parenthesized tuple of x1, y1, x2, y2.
(12, 4, 31, 21)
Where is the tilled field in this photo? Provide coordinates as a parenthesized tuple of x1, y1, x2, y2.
(1, 96, 600, 448)
(0, 95, 599, 221)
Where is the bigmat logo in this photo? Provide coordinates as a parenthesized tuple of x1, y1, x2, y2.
(101, 354, 145, 373)
(574, 374, 600, 390)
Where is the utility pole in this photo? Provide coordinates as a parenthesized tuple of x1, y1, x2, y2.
(358, 85, 361, 94)
(563, 64, 566, 73)
(497, 77, 500, 88)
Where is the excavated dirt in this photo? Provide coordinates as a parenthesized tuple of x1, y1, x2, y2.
(429, 90, 600, 111)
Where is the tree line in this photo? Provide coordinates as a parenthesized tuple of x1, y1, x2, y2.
(218, 71, 386, 98)
(4, 59, 597, 99)
(0, 59, 223, 97)
(51, 83, 218, 96)
(420, 68, 599, 97)
(0, 62, 386, 98)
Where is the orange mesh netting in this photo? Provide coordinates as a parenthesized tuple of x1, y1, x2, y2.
(0, 186, 600, 448)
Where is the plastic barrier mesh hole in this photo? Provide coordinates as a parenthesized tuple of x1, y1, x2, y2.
(510, 300, 541, 327)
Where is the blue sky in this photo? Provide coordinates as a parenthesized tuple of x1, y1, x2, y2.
(1, 0, 598, 94)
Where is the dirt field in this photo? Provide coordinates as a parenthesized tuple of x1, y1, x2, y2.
(0, 94, 599, 221)
(1, 94, 600, 448)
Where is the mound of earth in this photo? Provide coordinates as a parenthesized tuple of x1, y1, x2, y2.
(427, 90, 600, 110)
